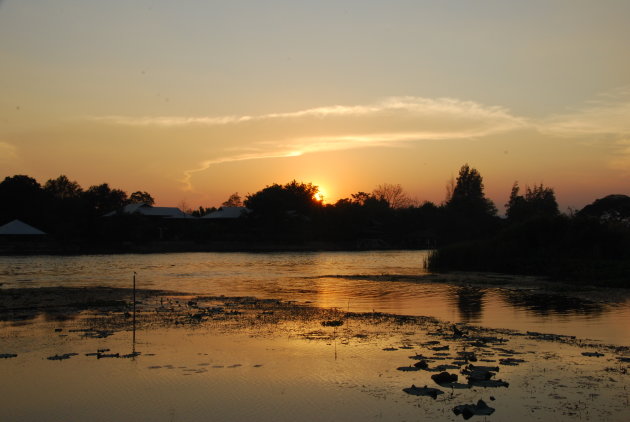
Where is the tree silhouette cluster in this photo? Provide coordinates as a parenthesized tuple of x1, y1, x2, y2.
(244, 180, 321, 221)
(506, 182, 559, 221)
(0, 174, 154, 242)
(425, 168, 630, 286)
(446, 164, 497, 217)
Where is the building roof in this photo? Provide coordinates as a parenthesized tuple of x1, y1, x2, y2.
(139, 206, 192, 219)
(0, 219, 46, 235)
(104, 203, 195, 219)
(202, 206, 250, 219)
(121, 203, 149, 214)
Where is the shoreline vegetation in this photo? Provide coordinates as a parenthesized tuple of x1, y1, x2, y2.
(2, 165, 630, 287)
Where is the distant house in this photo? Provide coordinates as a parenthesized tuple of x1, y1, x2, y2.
(0, 219, 47, 236)
(104, 203, 195, 219)
(201, 206, 250, 219)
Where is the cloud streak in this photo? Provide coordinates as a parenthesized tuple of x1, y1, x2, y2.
(540, 86, 630, 136)
(91, 96, 526, 129)
(182, 150, 303, 190)
(162, 97, 528, 190)
(538, 87, 630, 172)
(0, 141, 18, 163)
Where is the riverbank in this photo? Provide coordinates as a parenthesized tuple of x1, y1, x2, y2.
(0, 239, 410, 255)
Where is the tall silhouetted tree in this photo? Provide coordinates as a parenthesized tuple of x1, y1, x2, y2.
(505, 182, 525, 219)
(192, 206, 216, 217)
(373, 183, 413, 208)
(44, 175, 83, 199)
(506, 182, 559, 221)
(0, 175, 47, 225)
(578, 194, 630, 221)
(446, 164, 497, 216)
(84, 183, 128, 215)
(0, 175, 42, 200)
(333, 191, 389, 211)
(350, 192, 373, 206)
(525, 184, 559, 217)
(222, 192, 243, 207)
(444, 176, 456, 203)
(129, 191, 155, 205)
(245, 180, 321, 219)
(42, 175, 86, 237)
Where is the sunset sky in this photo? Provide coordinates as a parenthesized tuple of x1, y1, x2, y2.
(2, 1, 629, 211)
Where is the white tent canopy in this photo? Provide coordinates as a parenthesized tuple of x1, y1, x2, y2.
(0, 219, 46, 235)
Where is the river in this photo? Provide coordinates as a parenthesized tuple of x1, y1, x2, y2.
(1, 250, 629, 346)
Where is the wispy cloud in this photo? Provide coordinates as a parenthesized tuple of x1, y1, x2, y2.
(0, 141, 17, 163)
(182, 150, 303, 190)
(96, 90, 627, 139)
(90, 96, 526, 129)
(540, 86, 630, 136)
(91, 115, 255, 126)
(538, 87, 630, 171)
(162, 97, 527, 190)
(89, 104, 379, 127)
(609, 138, 630, 173)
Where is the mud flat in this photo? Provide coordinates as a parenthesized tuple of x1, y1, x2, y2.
(1, 287, 629, 421)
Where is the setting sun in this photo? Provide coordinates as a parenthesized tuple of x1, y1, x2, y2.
(314, 187, 326, 203)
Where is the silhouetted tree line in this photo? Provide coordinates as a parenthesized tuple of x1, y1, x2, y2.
(426, 168, 630, 287)
(2, 165, 630, 286)
(0, 174, 155, 243)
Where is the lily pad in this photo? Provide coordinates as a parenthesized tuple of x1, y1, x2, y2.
(402, 384, 444, 399)
(582, 352, 605, 357)
(0, 353, 17, 359)
(453, 399, 495, 420)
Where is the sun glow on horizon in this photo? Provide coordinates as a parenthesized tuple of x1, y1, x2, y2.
(314, 186, 328, 203)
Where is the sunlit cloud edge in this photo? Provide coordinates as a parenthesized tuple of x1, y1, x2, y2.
(88, 96, 526, 128)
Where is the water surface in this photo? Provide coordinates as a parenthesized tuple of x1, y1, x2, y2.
(1, 251, 629, 345)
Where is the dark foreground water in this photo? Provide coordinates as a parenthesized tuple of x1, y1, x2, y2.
(1, 250, 629, 345)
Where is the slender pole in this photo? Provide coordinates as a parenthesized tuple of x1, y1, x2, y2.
(133, 271, 136, 320)
(132, 272, 136, 354)
(334, 328, 337, 361)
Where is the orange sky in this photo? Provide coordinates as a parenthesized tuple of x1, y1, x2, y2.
(1, 1, 629, 211)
